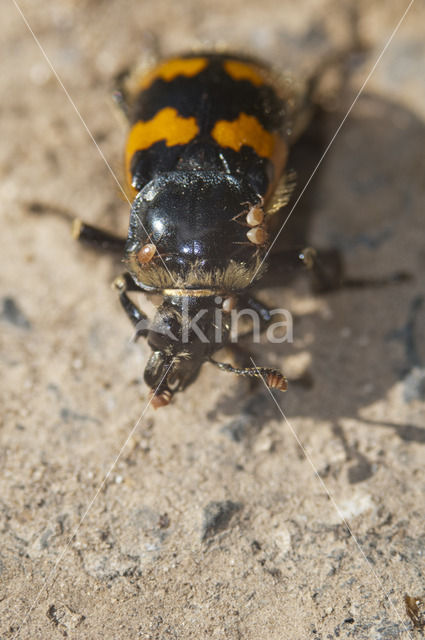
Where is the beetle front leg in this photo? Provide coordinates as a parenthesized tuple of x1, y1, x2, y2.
(229, 294, 276, 345)
(237, 294, 274, 330)
(112, 273, 149, 339)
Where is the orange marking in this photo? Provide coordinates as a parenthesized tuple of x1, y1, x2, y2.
(139, 57, 208, 90)
(211, 113, 275, 158)
(125, 107, 199, 191)
(223, 60, 264, 86)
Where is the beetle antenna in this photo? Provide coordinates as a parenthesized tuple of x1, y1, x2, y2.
(209, 359, 287, 392)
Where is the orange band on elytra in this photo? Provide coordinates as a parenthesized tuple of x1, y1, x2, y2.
(223, 60, 264, 86)
(211, 113, 275, 158)
(139, 57, 208, 90)
(125, 107, 199, 190)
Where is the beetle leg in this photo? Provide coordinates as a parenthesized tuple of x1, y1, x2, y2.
(298, 247, 410, 292)
(238, 294, 273, 329)
(112, 273, 149, 339)
(260, 246, 410, 292)
(259, 247, 344, 291)
(300, 247, 345, 292)
(72, 218, 126, 253)
(229, 294, 275, 343)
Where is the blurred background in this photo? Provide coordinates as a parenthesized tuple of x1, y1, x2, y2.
(1, 1, 424, 638)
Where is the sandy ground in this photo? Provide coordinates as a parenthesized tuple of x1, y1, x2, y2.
(1, 0, 425, 638)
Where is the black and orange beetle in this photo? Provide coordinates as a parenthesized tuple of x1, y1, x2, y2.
(73, 52, 329, 408)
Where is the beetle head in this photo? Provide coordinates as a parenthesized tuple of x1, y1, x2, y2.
(143, 295, 231, 408)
